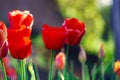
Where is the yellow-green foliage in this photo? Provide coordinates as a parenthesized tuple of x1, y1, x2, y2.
(57, 0, 115, 64)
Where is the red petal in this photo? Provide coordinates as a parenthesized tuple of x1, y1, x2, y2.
(21, 14, 33, 28)
(9, 38, 32, 59)
(0, 41, 8, 58)
(8, 25, 31, 44)
(8, 10, 23, 28)
(8, 10, 33, 29)
(42, 24, 67, 50)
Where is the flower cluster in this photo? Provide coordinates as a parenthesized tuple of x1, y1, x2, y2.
(0, 9, 117, 80)
(42, 18, 86, 50)
(0, 10, 34, 80)
(42, 18, 86, 80)
(0, 10, 85, 80)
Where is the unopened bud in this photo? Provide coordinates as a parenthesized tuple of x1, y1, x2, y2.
(55, 52, 65, 70)
(78, 46, 87, 63)
(98, 43, 105, 59)
(114, 60, 120, 76)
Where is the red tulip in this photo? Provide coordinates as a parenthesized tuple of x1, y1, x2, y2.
(42, 24, 67, 50)
(62, 18, 86, 46)
(8, 10, 33, 59)
(2, 56, 17, 80)
(0, 21, 8, 58)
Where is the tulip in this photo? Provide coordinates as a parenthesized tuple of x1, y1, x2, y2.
(0, 21, 8, 58)
(62, 18, 86, 80)
(7, 10, 34, 80)
(8, 10, 33, 60)
(55, 52, 65, 80)
(42, 24, 67, 80)
(0, 21, 8, 80)
(114, 61, 120, 76)
(78, 46, 87, 80)
(42, 24, 67, 50)
(98, 43, 105, 59)
(97, 43, 105, 80)
(6, 68, 17, 80)
(55, 52, 65, 70)
(78, 46, 87, 64)
(2, 56, 17, 80)
(62, 18, 86, 46)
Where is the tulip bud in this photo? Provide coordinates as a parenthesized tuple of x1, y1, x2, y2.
(6, 68, 17, 80)
(114, 60, 120, 76)
(55, 52, 65, 70)
(2, 56, 17, 79)
(98, 43, 105, 59)
(78, 46, 87, 63)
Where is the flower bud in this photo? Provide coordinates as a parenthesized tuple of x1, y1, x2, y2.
(78, 46, 87, 63)
(114, 60, 120, 76)
(55, 52, 65, 70)
(98, 43, 105, 59)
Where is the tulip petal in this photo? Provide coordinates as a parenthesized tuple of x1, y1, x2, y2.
(0, 41, 8, 58)
(42, 24, 67, 50)
(9, 38, 32, 59)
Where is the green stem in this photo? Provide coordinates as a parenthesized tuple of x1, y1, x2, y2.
(64, 45, 69, 80)
(0, 59, 7, 80)
(48, 50, 54, 80)
(20, 59, 26, 80)
(70, 61, 74, 80)
(101, 62, 104, 80)
(58, 71, 64, 80)
(34, 63, 40, 80)
(82, 63, 85, 80)
(57, 71, 61, 80)
(28, 59, 36, 80)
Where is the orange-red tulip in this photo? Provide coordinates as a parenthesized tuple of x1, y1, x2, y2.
(8, 10, 34, 59)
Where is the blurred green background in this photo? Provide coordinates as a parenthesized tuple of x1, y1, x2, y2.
(56, 0, 114, 67)
(32, 0, 115, 68)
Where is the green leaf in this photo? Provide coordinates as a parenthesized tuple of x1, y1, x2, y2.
(84, 64, 90, 80)
(91, 63, 98, 80)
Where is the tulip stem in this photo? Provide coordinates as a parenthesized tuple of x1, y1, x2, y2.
(101, 62, 104, 80)
(64, 45, 69, 80)
(58, 71, 64, 80)
(0, 59, 7, 80)
(20, 59, 26, 80)
(82, 63, 85, 80)
(49, 50, 54, 80)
